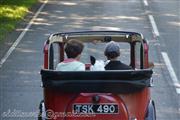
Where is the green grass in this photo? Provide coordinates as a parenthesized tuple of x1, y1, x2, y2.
(0, 0, 38, 41)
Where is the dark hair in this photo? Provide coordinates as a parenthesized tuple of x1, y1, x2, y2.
(104, 51, 120, 59)
(65, 39, 84, 58)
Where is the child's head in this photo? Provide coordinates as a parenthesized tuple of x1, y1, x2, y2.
(65, 39, 84, 59)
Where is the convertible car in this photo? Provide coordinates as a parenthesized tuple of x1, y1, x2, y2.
(38, 31, 155, 120)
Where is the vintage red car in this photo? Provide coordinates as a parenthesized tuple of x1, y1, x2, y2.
(39, 31, 155, 120)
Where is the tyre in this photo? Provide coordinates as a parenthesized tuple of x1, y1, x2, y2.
(38, 100, 46, 120)
(145, 100, 156, 120)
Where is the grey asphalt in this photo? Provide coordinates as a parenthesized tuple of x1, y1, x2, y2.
(149, 0, 180, 83)
(0, 0, 179, 120)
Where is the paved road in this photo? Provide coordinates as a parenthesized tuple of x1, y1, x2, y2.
(147, 1, 180, 119)
(149, 0, 180, 83)
(0, 0, 179, 120)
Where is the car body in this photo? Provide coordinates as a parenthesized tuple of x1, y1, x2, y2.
(39, 31, 155, 120)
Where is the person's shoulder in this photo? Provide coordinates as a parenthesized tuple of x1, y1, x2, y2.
(73, 61, 85, 70)
(56, 63, 62, 70)
(74, 61, 85, 65)
(120, 62, 132, 69)
(56, 62, 63, 68)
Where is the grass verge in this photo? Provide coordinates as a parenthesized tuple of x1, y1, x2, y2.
(0, 0, 38, 41)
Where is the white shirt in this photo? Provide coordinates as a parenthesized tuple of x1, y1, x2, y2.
(56, 59, 85, 71)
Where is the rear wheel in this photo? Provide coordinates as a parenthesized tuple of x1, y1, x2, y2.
(38, 100, 46, 120)
(145, 100, 156, 120)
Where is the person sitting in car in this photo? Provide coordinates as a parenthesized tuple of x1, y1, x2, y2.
(56, 39, 85, 71)
(104, 41, 132, 70)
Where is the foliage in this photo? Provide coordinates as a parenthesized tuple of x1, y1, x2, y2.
(0, 0, 37, 41)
